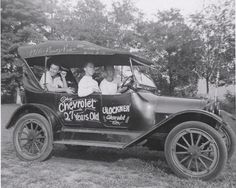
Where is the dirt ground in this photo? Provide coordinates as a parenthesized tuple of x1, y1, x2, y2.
(1, 104, 236, 188)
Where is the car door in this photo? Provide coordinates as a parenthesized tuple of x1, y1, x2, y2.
(55, 93, 102, 128)
(101, 93, 132, 129)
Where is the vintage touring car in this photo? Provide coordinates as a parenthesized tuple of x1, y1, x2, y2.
(6, 40, 236, 180)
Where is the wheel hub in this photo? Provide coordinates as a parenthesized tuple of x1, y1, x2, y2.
(188, 146, 201, 157)
(28, 131, 36, 141)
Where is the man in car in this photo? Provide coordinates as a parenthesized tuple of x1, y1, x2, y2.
(100, 65, 126, 95)
(78, 62, 100, 97)
(40, 63, 74, 94)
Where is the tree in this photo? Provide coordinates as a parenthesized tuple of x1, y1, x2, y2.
(190, 0, 235, 94)
(46, 0, 112, 46)
(49, 0, 144, 49)
(108, 0, 140, 49)
(1, 0, 50, 103)
(136, 9, 199, 96)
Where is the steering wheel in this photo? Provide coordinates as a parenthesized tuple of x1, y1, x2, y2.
(120, 75, 134, 90)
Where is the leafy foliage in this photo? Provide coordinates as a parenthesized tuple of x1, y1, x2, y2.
(190, 0, 235, 93)
(1, 0, 49, 100)
(135, 9, 199, 96)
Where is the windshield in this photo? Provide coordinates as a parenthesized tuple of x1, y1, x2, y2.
(116, 66, 156, 88)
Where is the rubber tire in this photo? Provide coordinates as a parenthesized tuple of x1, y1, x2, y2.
(65, 145, 89, 152)
(13, 113, 53, 161)
(164, 121, 227, 181)
(219, 125, 236, 161)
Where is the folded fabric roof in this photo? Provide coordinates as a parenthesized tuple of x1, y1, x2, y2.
(18, 40, 152, 66)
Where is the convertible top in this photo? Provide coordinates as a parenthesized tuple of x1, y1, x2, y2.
(18, 40, 152, 66)
(19, 40, 154, 92)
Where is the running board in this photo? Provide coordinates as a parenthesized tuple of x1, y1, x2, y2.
(61, 127, 143, 137)
(54, 140, 126, 149)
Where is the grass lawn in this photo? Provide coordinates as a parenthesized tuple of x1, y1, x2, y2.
(1, 104, 236, 188)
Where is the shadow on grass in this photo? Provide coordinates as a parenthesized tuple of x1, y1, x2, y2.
(52, 144, 170, 170)
(53, 144, 163, 160)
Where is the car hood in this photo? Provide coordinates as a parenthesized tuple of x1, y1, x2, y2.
(138, 92, 207, 114)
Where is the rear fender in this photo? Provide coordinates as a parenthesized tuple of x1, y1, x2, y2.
(5, 103, 62, 133)
(125, 109, 224, 148)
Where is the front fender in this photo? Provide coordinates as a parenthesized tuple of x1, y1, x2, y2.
(125, 109, 224, 148)
(5, 103, 62, 132)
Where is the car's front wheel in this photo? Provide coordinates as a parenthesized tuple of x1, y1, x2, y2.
(13, 113, 53, 161)
(165, 121, 227, 181)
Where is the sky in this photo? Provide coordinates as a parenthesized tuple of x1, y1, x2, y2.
(101, 0, 220, 19)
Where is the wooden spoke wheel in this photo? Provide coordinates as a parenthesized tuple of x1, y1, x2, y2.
(13, 113, 53, 161)
(165, 121, 227, 180)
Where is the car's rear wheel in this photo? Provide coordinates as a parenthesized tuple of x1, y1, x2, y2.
(13, 113, 53, 161)
(165, 121, 227, 181)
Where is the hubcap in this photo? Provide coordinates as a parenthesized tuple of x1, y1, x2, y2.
(171, 128, 219, 177)
(188, 145, 201, 157)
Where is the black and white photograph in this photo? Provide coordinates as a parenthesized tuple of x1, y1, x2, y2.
(1, 0, 236, 187)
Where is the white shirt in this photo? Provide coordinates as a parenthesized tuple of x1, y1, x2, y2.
(78, 75, 99, 97)
(40, 71, 63, 89)
(100, 79, 118, 95)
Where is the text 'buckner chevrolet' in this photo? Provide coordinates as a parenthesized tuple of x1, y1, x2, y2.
(6, 41, 236, 180)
